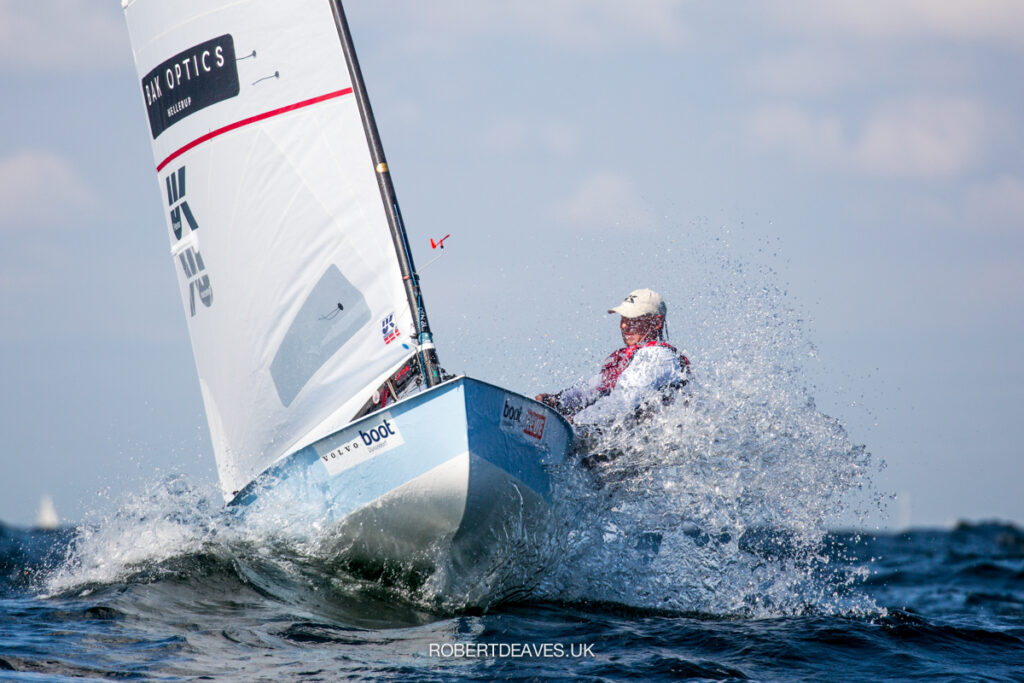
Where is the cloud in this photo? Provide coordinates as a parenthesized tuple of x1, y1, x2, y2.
(748, 97, 991, 178)
(552, 172, 655, 230)
(0, 151, 98, 229)
(355, 0, 689, 52)
(0, 0, 126, 71)
(747, 104, 846, 166)
(760, 0, 1024, 50)
(856, 98, 989, 177)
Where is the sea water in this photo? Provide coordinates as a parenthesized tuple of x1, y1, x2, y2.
(3, 517, 1024, 680)
(3, 242, 1022, 680)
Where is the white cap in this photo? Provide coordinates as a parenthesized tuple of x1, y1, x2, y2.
(608, 288, 666, 318)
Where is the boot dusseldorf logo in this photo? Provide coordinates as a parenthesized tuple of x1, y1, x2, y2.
(319, 412, 406, 477)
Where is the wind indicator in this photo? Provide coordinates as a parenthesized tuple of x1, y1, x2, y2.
(419, 234, 452, 273)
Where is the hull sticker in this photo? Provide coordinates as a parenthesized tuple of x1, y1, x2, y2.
(320, 411, 405, 476)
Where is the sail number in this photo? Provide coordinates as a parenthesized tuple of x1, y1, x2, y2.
(166, 165, 213, 316)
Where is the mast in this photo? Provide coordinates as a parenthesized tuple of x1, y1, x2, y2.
(328, 0, 443, 387)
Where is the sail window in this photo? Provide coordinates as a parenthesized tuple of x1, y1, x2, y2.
(270, 264, 370, 406)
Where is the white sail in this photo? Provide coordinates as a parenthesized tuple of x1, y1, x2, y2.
(36, 495, 59, 530)
(123, 0, 417, 498)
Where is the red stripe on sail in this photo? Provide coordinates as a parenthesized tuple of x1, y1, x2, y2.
(156, 88, 354, 172)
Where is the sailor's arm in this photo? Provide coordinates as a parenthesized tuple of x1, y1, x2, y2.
(535, 369, 605, 415)
(573, 347, 681, 425)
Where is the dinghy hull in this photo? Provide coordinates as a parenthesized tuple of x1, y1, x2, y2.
(230, 377, 572, 600)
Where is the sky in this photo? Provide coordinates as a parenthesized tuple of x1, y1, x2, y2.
(1, 0, 1022, 529)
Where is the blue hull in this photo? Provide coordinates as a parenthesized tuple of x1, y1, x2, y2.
(229, 377, 573, 600)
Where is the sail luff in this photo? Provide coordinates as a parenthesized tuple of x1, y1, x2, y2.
(327, 0, 444, 387)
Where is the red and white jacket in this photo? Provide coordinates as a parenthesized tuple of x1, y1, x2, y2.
(554, 341, 690, 426)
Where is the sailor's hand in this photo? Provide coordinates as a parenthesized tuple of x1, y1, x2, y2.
(535, 393, 560, 409)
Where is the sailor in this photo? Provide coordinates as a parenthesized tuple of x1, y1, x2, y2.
(535, 288, 690, 428)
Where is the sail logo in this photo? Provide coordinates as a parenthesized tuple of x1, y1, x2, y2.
(142, 34, 240, 139)
(320, 412, 405, 476)
(166, 165, 212, 316)
(500, 396, 545, 441)
(177, 246, 213, 315)
(381, 313, 400, 345)
(166, 166, 198, 241)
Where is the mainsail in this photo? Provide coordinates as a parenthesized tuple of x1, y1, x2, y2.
(123, 0, 426, 498)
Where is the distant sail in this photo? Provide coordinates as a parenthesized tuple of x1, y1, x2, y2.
(123, 0, 417, 498)
(36, 495, 59, 530)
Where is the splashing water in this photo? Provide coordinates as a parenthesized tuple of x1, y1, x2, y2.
(43, 475, 443, 627)
(531, 244, 879, 616)
(43, 238, 879, 621)
(44, 476, 221, 593)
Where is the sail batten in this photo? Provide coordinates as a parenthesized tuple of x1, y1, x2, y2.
(124, 0, 421, 499)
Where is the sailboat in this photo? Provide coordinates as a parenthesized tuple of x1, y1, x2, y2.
(36, 495, 59, 530)
(122, 0, 572, 595)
